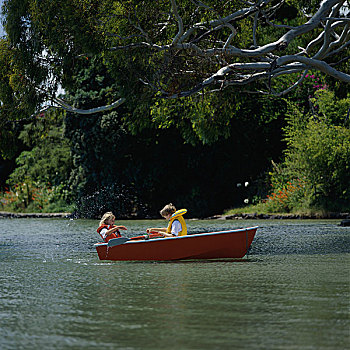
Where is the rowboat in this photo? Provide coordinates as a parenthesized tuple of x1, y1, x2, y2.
(94, 226, 258, 261)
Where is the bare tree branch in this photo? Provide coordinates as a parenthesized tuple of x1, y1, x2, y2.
(142, 0, 349, 98)
(51, 97, 126, 115)
(171, 0, 185, 45)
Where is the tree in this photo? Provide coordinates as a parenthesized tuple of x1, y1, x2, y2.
(1, 0, 349, 118)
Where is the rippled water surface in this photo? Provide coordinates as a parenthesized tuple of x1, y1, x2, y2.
(0, 218, 349, 350)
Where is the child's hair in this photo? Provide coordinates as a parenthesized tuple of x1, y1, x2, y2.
(99, 212, 115, 226)
(160, 203, 176, 217)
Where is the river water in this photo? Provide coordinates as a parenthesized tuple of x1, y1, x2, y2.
(0, 218, 349, 350)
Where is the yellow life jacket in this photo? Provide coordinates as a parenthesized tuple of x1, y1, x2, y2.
(166, 209, 188, 236)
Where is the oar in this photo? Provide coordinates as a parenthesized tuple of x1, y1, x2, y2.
(107, 237, 129, 247)
(107, 232, 164, 247)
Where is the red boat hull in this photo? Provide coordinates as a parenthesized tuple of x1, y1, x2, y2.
(94, 227, 258, 261)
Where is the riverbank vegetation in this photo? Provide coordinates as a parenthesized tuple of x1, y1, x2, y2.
(0, 1, 349, 218)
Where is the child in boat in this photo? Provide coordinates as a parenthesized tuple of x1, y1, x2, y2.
(97, 211, 127, 243)
(147, 203, 187, 237)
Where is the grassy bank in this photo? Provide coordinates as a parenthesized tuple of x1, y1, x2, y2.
(223, 204, 349, 219)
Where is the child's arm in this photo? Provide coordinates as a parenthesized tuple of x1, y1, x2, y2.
(106, 225, 127, 236)
(146, 227, 167, 234)
(162, 232, 175, 237)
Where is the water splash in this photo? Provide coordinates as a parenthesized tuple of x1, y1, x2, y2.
(75, 184, 150, 219)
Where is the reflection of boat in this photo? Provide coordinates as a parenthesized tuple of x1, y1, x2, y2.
(94, 227, 258, 261)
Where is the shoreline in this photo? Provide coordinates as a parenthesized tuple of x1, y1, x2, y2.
(206, 212, 350, 220)
(0, 211, 72, 218)
(1, 211, 349, 220)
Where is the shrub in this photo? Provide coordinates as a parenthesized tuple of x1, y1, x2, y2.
(261, 89, 350, 212)
(0, 180, 74, 213)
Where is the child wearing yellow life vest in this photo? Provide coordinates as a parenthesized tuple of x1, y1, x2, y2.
(147, 203, 187, 237)
(97, 211, 127, 243)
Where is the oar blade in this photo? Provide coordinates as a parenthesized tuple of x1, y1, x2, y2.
(107, 237, 129, 247)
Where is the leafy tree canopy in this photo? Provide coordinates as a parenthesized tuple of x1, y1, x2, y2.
(1, 0, 349, 124)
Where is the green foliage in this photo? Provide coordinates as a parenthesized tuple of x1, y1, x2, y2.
(0, 181, 75, 212)
(310, 89, 350, 125)
(1, 108, 74, 212)
(264, 170, 312, 213)
(0, 0, 104, 147)
(261, 89, 350, 213)
(150, 94, 235, 145)
(284, 121, 350, 210)
(0, 38, 32, 158)
(8, 110, 73, 185)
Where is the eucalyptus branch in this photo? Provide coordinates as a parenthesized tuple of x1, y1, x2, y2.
(52, 97, 126, 115)
(171, 0, 184, 45)
(277, 55, 350, 82)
